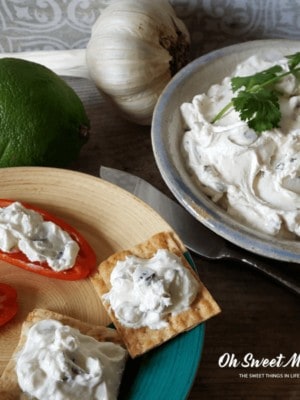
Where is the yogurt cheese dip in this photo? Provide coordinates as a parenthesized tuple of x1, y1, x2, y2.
(103, 249, 199, 330)
(181, 54, 300, 239)
(0, 201, 79, 271)
(16, 319, 127, 400)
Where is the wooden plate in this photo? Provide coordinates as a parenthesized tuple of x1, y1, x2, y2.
(0, 166, 171, 372)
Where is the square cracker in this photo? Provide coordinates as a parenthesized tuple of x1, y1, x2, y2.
(91, 231, 221, 358)
(0, 308, 125, 399)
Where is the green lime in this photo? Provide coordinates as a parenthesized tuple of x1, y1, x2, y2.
(0, 58, 90, 167)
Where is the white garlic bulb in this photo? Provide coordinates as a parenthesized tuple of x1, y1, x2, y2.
(86, 0, 190, 125)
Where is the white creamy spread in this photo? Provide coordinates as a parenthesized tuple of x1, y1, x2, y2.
(16, 319, 127, 400)
(181, 54, 300, 238)
(0, 202, 79, 271)
(103, 249, 199, 330)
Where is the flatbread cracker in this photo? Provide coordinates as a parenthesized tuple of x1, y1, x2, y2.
(0, 308, 124, 399)
(91, 231, 221, 358)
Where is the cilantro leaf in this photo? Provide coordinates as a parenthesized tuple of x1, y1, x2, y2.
(212, 51, 300, 133)
(286, 52, 300, 71)
(232, 88, 281, 133)
(231, 65, 283, 93)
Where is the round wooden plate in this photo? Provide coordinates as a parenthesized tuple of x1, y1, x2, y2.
(0, 166, 172, 371)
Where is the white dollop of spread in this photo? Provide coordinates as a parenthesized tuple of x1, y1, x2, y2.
(16, 319, 127, 400)
(181, 54, 300, 238)
(0, 202, 79, 271)
(103, 249, 199, 330)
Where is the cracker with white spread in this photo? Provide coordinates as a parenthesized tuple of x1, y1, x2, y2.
(0, 308, 126, 399)
(92, 231, 221, 357)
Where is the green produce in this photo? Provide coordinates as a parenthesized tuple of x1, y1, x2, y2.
(0, 58, 89, 167)
(212, 52, 300, 133)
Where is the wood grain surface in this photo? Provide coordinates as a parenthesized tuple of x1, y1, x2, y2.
(69, 76, 300, 399)
(0, 167, 171, 375)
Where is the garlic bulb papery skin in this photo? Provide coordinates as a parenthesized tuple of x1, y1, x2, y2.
(86, 0, 190, 125)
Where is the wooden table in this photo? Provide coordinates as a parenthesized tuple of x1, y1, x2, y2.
(69, 76, 300, 400)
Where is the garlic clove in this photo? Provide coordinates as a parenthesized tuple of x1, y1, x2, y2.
(86, 0, 190, 125)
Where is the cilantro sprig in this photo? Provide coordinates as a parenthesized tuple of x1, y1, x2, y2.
(211, 52, 300, 133)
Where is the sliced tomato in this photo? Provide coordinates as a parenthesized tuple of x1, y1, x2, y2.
(0, 283, 18, 326)
(0, 199, 97, 280)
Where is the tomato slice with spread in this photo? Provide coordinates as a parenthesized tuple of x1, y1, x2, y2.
(0, 283, 18, 326)
(0, 199, 97, 280)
